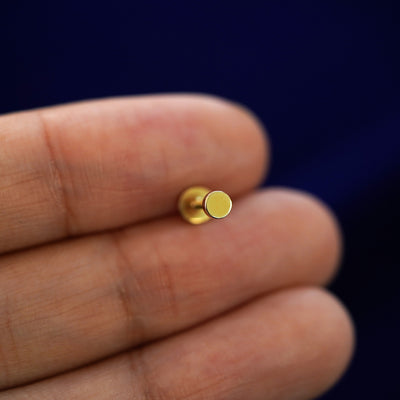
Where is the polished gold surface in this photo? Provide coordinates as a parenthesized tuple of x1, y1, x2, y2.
(178, 186, 232, 225)
(204, 190, 232, 219)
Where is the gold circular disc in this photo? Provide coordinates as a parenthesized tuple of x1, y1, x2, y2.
(178, 186, 211, 225)
(203, 191, 232, 219)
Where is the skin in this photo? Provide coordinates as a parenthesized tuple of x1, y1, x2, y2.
(0, 95, 354, 399)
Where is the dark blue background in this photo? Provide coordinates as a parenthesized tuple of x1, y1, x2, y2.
(1, 1, 399, 398)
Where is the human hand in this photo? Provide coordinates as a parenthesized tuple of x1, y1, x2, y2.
(0, 95, 353, 399)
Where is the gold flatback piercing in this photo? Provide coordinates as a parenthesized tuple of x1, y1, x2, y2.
(178, 186, 232, 225)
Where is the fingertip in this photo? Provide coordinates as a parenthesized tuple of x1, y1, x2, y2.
(259, 188, 343, 285)
(209, 94, 272, 187)
(286, 287, 355, 398)
(165, 93, 271, 188)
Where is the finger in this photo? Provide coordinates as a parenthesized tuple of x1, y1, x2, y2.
(1, 287, 354, 400)
(0, 95, 268, 253)
(0, 189, 341, 389)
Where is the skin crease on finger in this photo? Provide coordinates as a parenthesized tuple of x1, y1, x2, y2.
(0, 189, 343, 389)
(0, 287, 355, 400)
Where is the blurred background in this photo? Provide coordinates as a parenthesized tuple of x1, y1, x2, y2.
(1, 0, 399, 398)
